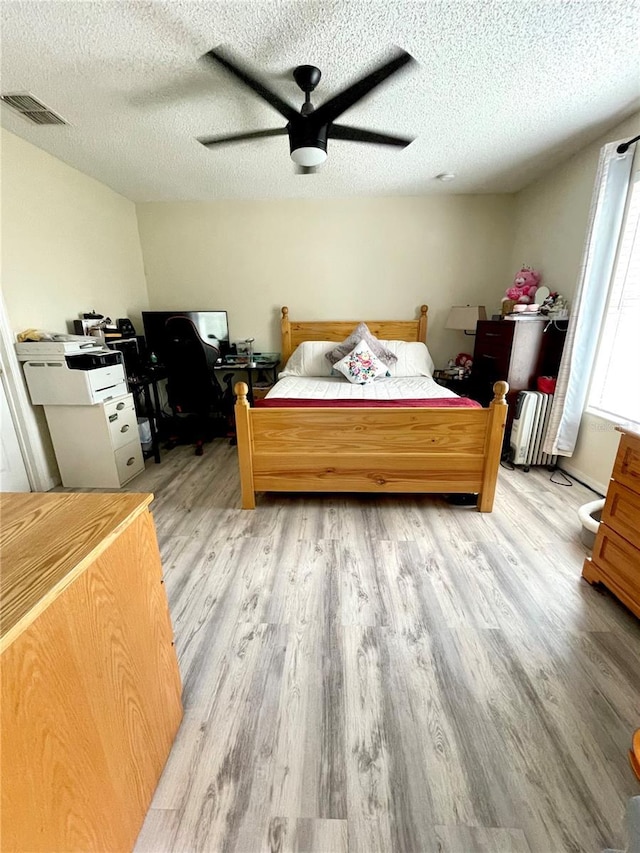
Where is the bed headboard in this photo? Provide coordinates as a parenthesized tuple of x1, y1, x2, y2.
(280, 305, 428, 363)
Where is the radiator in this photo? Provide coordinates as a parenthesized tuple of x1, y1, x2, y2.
(509, 391, 558, 469)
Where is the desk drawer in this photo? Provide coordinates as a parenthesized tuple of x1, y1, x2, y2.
(613, 435, 640, 495)
(105, 395, 133, 417)
(115, 439, 144, 485)
(473, 351, 510, 383)
(592, 523, 640, 603)
(602, 480, 640, 549)
(475, 321, 514, 353)
(473, 322, 513, 384)
(106, 398, 138, 450)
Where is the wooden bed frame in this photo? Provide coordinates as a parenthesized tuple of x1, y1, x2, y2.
(234, 306, 508, 511)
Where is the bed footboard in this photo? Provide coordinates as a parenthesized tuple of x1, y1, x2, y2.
(234, 381, 508, 511)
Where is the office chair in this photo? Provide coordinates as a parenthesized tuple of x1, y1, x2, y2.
(163, 315, 223, 455)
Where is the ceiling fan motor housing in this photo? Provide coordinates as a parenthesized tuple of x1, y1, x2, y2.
(288, 120, 328, 160)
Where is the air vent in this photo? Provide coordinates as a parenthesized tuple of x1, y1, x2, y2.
(1, 92, 67, 125)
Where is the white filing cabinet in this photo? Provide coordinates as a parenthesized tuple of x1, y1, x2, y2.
(44, 394, 144, 488)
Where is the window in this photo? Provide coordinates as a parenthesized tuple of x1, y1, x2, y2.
(588, 163, 640, 427)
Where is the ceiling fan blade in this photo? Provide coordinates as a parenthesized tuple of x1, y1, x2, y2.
(313, 48, 416, 125)
(329, 124, 414, 148)
(198, 127, 288, 148)
(295, 165, 318, 175)
(202, 48, 299, 123)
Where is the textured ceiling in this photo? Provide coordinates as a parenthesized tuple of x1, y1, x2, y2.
(1, 1, 639, 201)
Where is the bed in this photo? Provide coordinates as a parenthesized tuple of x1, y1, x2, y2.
(233, 306, 508, 511)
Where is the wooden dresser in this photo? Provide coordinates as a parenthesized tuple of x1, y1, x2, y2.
(0, 492, 183, 852)
(583, 428, 640, 618)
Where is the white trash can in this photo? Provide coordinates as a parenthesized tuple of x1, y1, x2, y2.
(138, 417, 152, 453)
(578, 498, 605, 550)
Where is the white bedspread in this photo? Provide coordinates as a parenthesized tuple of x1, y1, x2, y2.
(265, 375, 458, 400)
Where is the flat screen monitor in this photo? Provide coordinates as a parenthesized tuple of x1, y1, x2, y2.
(142, 311, 230, 364)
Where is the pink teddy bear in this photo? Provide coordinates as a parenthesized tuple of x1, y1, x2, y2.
(505, 266, 542, 304)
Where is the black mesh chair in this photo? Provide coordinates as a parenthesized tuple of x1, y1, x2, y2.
(164, 316, 223, 455)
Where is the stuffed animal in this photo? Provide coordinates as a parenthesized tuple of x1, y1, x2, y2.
(453, 353, 473, 376)
(455, 352, 473, 370)
(504, 266, 542, 304)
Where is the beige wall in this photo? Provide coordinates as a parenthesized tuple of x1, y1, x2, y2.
(136, 195, 516, 369)
(510, 111, 640, 493)
(1, 129, 149, 485)
(1, 129, 149, 335)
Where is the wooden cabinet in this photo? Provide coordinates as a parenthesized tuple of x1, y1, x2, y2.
(470, 319, 546, 406)
(583, 429, 640, 618)
(0, 492, 182, 853)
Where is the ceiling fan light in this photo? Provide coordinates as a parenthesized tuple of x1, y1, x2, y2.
(290, 146, 327, 167)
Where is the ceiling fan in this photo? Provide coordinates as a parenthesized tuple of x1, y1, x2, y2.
(197, 47, 417, 174)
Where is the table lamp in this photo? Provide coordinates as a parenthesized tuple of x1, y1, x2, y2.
(445, 305, 487, 335)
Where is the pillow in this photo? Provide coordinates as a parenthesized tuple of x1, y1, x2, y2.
(325, 323, 398, 367)
(380, 341, 435, 377)
(332, 340, 388, 385)
(280, 341, 338, 377)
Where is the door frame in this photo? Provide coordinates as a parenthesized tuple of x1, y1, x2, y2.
(0, 296, 57, 491)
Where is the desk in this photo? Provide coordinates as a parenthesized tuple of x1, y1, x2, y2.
(213, 358, 280, 405)
(0, 492, 182, 852)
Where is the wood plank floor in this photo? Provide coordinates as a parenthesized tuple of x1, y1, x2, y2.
(124, 440, 640, 853)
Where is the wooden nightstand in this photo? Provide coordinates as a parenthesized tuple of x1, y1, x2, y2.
(433, 370, 474, 396)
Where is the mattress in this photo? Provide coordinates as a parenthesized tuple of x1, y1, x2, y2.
(265, 375, 459, 401)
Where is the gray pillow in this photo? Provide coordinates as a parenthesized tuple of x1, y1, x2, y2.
(325, 323, 398, 367)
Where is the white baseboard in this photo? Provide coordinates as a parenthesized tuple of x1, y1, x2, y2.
(559, 460, 607, 497)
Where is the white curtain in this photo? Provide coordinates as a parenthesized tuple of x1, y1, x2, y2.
(543, 141, 635, 456)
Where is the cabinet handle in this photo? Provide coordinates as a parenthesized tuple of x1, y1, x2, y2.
(481, 354, 497, 360)
(120, 424, 130, 433)
(486, 333, 501, 337)
(126, 457, 135, 466)
(116, 402, 126, 410)
(109, 413, 118, 422)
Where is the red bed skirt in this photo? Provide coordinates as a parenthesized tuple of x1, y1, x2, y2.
(254, 396, 482, 409)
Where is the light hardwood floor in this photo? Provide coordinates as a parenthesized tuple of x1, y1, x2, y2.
(123, 440, 640, 853)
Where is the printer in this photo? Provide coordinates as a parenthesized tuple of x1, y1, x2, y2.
(16, 337, 127, 405)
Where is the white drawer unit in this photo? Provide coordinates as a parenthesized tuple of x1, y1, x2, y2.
(105, 396, 139, 450)
(44, 394, 144, 488)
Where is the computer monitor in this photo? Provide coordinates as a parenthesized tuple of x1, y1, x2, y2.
(142, 311, 230, 364)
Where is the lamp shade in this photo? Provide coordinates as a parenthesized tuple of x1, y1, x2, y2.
(445, 305, 487, 331)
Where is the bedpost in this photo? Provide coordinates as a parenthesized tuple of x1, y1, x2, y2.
(281, 306, 292, 363)
(234, 382, 256, 509)
(418, 305, 428, 342)
(478, 380, 509, 512)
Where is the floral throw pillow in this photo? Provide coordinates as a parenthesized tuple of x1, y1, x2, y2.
(325, 322, 398, 367)
(332, 340, 388, 385)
